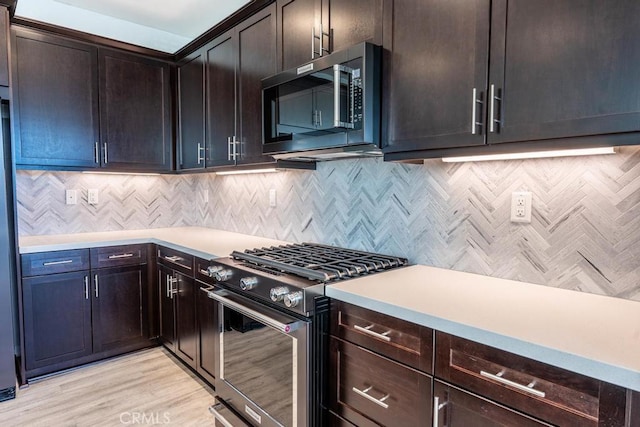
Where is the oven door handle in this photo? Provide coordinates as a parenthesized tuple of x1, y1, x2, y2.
(203, 288, 303, 334)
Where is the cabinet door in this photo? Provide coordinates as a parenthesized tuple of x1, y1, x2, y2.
(488, 0, 640, 144)
(433, 381, 550, 427)
(0, 7, 9, 87)
(92, 265, 149, 353)
(23, 271, 92, 370)
(277, 0, 317, 71)
(237, 4, 277, 165)
(205, 31, 237, 167)
(326, 0, 383, 53)
(158, 264, 176, 349)
(99, 50, 171, 171)
(196, 284, 217, 385)
(13, 29, 100, 168)
(175, 272, 197, 369)
(177, 50, 206, 170)
(383, 0, 490, 153)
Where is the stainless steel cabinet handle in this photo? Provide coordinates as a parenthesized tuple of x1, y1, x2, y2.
(94, 142, 99, 164)
(480, 370, 546, 398)
(471, 88, 484, 135)
(108, 253, 134, 259)
(311, 26, 316, 59)
(432, 396, 448, 427)
(232, 136, 238, 160)
(489, 84, 502, 133)
(166, 274, 171, 298)
(227, 136, 232, 161)
(103, 142, 108, 164)
(43, 259, 73, 266)
(84, 276, 89, 300)
(208, 405, 234, 427)
(352, 385, 389, 409)
(197, 143, 205, 165)
(94, 274, 99, 298)
(353, 324, 392, 342)
(312, 24, 331, 58)
(319, 23, 324, 58)
(199, 269, 210, 276)
(164, 255, 182, 262)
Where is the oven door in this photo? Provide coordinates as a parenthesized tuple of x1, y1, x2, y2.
(205, 286, 310, 427)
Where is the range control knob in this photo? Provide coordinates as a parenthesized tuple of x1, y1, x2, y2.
(270, 286, 290, 302)
(283, 291, 303, 308)
(214, 269, 233, 282)
(240, 277, 258, 291)
(206, 265, 223, 278)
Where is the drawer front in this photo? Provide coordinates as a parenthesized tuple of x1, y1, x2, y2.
(21, 249, 90, 277)
(194, 257, 214, 284)
(433, 380, 551, 427)
(331, 300, 433, 373)
(90, 244, 148, 268)
(329, 337, 432, 427)
(157, 246, 194, 276)
(434, 332, 626, 426)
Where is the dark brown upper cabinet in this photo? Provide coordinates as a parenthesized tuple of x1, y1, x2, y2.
(383, 0, 640, 160)
(12, 28, 172, 171)
(177, 50, 205, 170)
(276, 0, 384, 71)
(194, 3, 277, 170)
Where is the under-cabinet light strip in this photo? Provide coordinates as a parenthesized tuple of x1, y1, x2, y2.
(441, 147, 617, 163)
(214, 168, 279, 176)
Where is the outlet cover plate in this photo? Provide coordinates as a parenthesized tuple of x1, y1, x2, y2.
(511, 191, 532, 223)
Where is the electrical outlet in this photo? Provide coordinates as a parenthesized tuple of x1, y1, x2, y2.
(65, 189, 77, 205)
(511, 191, 532, 223)
(88, 189, 99, 205)
(269, 189, 277, 207)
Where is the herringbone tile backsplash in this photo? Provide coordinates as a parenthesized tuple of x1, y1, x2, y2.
(16, 146, 640, 301)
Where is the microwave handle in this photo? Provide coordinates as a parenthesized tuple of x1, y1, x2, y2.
(333, 64, 355, 129)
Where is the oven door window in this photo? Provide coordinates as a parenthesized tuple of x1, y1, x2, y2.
(263, 67, 355, 144)
(221, 306, 296, 427)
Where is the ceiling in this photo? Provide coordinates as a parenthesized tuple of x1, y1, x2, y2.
(14, 0, 252, 53)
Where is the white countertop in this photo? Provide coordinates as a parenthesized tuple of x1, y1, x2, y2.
(19, 228, 640, 391)
(326, 265, 640, 392)
(19, 227, 288, 260)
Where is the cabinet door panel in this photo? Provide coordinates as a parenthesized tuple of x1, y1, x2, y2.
(92, 265, 148, 353)
(489, 0, 640, 144)
(23, 272, 92, 370)
(278, 0, 317, 71)
(99, 50, 171, 171)
(327, 0, 382, 53)
(175, 272, 197, 368)
(237, 5, 277, 165)
(384, 0, 490, 153)
(177, 51, 205, 170)
(197, 284, 217, 385)
(13, 30, 99, 168)
(205, 32, 237, 167)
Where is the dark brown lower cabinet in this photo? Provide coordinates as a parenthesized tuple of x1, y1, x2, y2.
(328, 336, 432, 427)
(433, 380, 550, 426)
(23, 271, 93, 371)
(92, 265, 148, 353)
(196, 282, 217, 385)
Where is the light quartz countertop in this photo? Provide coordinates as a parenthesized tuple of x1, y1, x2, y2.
(326, 265, 640, 392)
(19, 228, 640, 391)
(19, 227, 287, 260)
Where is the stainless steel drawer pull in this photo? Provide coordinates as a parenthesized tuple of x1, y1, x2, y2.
(43, 259, 73, 266)
(352, 385, 389, 409)
(199, 269, 209, 276)
(354, 324, 392, 342)
(208, 405, 234, 427)
(108, 253, 134, 259)
(480, 370, 546, 398)
(164, 255, 182, 262)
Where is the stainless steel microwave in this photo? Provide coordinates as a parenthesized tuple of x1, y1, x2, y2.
(262, 42, 381, 161)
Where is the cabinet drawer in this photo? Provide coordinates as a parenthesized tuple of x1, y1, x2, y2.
(157, 246, 194, 275)
(21, 249, 90, 277)
(90, 244, 147, 268)
(331, 300, 433, 373)
(329, 337, 432, 427)
(435, 332, 627, 427)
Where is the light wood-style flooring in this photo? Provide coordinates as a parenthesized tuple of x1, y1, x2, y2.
(0, 347, 216, 426)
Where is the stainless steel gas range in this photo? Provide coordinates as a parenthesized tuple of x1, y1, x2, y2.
(200, 243, 407, 427)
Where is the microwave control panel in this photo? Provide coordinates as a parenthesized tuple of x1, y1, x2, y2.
(351, 68, 363, 127)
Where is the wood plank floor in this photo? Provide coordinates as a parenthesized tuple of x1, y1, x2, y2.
(0, 347, 216, 426)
